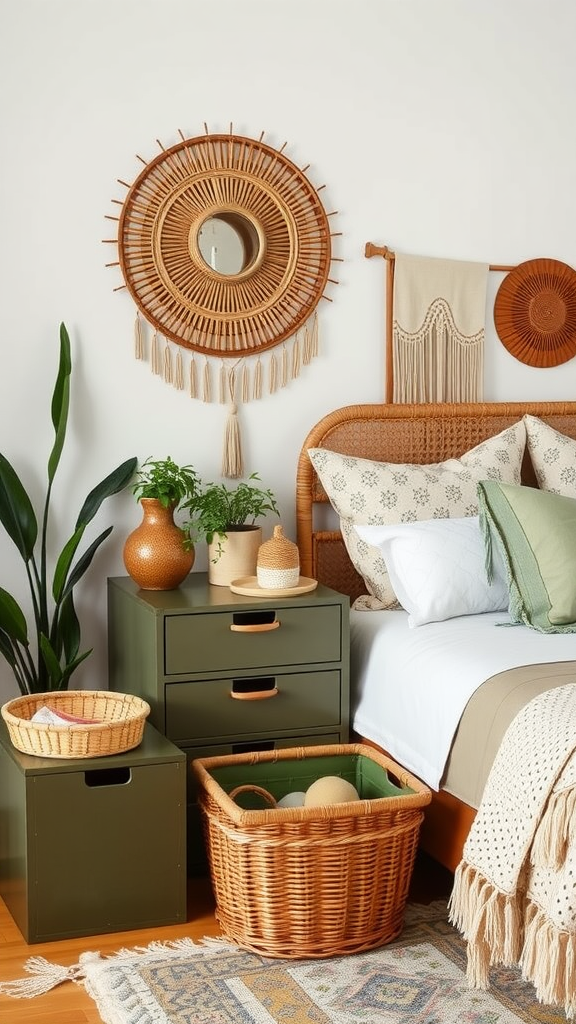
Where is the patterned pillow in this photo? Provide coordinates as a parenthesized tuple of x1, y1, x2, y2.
(524, 415, 576, 495)
(308, 420, 526, 607)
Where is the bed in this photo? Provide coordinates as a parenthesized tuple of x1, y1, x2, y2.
(296, 399, 576, 873)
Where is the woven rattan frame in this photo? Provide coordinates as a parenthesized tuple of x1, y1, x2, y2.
(296, 400, 576, 600)
(109, 127, 336, 356)
(295, 399, 576, 873)
(1, 690, 150, 759)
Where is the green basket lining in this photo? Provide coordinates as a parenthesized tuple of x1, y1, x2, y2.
(211, 753, 413, 809)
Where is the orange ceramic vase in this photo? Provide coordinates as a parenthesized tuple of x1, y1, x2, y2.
(123, 498, 194, 590)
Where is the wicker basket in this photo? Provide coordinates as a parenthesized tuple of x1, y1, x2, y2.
(192, 743, 431, 958)
(1, 690, 150, 759)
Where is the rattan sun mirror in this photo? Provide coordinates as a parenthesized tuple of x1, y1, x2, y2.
(106, 126, 338, 357)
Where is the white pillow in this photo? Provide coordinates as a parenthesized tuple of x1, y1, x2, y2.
(308, 420, 526, 607)
(355, 517, 508, 626)
(524, 414, 576, 496)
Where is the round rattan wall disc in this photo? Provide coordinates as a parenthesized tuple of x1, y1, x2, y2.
(494, 257, 576, 368)
(115, 130, 334, 356)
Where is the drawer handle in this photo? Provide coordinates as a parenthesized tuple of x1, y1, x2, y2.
(230, 620, 280, 633)
(231, 677, 279, 701)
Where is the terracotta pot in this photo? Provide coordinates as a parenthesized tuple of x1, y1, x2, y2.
(208, 526, 262, 587)
(123, 498, 194, 590)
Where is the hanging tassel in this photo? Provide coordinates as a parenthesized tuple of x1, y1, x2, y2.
(253, 357, 262, 399)
(151, 331, 161, 375)
(202, 359, 211, 402)
(222, 366, 243, 478)
(134, 312, 144, 360)
(269, 351, 278, 393)
(219, 362, 226, 404)
(163, 344, 173, 384)
(311, 311, 319, 357)
(174, 350, 184, 390)
(291, 334, 301, 379)
(189, 357, 198, 398)
(303, 322, 312, 365)
(281, 345, 289, 387)
(242, 361, 250, 403)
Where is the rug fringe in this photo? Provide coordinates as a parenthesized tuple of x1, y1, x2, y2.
(0, 936, 239, 998)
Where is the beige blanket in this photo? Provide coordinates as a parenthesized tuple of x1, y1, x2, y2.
(449, 682, 576, 1018)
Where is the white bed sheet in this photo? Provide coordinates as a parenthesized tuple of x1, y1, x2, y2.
(350, 609, 576, 791)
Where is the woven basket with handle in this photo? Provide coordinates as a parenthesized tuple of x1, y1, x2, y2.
(192, 742, 431, 958)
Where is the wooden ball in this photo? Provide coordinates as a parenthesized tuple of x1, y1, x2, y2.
(304, 775, 360, 807)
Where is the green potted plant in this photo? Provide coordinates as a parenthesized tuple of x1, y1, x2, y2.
(123, 456, 201, 591)
(183, 473, 279, 586)
(0, 323, 137, 696)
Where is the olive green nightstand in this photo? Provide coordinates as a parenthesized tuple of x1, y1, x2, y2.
(107, 573, 350, 869)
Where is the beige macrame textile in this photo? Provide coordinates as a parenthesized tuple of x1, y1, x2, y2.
(393, 253, 488, 403)
(449, 682, 576, 1019)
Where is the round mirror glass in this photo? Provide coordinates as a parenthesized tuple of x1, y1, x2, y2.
(197, 213, 260, 275)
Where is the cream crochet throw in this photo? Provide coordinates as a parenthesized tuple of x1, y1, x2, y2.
(449, 682, 576, 1018)
(392, 252, 488, 402)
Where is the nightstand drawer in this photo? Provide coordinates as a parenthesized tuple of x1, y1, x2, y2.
(164, 604, 342, 675)
(165, 670, 342, 743)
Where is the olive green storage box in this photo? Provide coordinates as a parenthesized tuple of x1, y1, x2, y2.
(0, 720, 187, 943)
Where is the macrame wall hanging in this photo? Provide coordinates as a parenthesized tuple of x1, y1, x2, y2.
(104, 124, 340, 476)
(365, 243, 516, 403)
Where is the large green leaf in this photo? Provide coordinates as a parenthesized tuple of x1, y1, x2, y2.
(56, 525, 114, 604)
(0, 455, 38, 560)
(47, 323, 72, 484)
(76, 457, 137, 529)
(0, 587, 29, 643)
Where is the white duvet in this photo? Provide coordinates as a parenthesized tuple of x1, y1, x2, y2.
(350, 609, 576, 791)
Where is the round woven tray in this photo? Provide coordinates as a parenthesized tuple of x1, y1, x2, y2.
(494, 257, 576, 367)
(1, 690, 150, 759)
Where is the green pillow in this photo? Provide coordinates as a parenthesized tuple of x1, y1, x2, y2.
(478, 480, 576, 633)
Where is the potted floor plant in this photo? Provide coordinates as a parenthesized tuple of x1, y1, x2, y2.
(0, 323, 137, 695)
(183, 473, 279, 586)
(123, 456, 201, 591)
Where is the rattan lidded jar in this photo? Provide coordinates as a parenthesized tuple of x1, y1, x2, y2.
(257, 525, 300, 589)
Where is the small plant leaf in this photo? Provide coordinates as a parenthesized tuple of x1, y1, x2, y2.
(47, 323, 72, 485)
(0, 587, 29, 643)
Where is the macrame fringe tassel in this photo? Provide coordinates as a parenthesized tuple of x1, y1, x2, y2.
(189, 358, 198, 399)
(151, 331, 161, 375)
(174, 349, 184, 390)
(202, 359, 211, 402)
(222, 367, 243, 478)
(291, 334, 301, 379)
(269, 351, 278, 393)
(134, 313, 144, 359)
(253, 358, 262, 400)
(163, 344, 173, 384)
(242, 362, 250, 403)
(281, 346, 289, 387)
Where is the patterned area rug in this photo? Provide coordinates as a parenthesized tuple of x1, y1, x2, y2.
(2, 901, 567, 1023)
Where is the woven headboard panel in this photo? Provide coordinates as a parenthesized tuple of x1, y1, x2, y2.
(296, 400, 576, 602)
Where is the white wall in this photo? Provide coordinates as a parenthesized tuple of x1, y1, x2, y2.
(1, 0, 575, 699)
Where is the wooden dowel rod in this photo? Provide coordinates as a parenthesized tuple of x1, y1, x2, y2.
(364, 242, 515, 273)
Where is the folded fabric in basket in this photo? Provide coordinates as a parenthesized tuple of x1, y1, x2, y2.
(31, 705, 100, 726)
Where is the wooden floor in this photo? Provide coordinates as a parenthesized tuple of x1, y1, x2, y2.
(0, 853, 453, 1023)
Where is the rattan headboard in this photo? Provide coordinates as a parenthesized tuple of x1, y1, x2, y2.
(296, 400, 576, 602)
